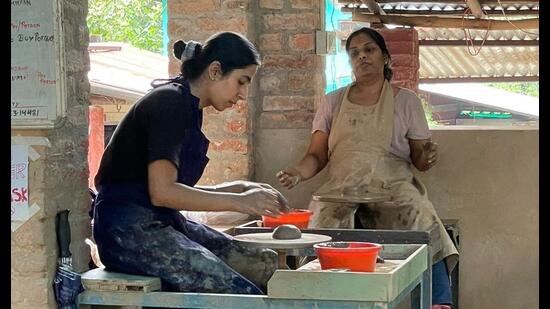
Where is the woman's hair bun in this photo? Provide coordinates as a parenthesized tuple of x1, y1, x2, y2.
(173, 40, 186, 60)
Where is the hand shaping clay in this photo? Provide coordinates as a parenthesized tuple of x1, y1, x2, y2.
(272, 224, 302, 240)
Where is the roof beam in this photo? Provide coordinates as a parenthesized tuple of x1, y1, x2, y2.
(419, 40, 538, 46)
(374, 0, 535, 3)
(352, 12, 539, 30)
(340, 0, 538, 4)
(339, 39, 539, 47)
(361, 0, 385, 15)
(341, 7, 540, 16)
(465, 0, 486, 19)
(420, 76, 539, 83)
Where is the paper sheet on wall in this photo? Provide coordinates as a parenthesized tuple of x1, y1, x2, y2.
(11, 145, 29, 221)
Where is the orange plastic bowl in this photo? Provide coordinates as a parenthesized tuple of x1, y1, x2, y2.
(262, 209, 313, 229)
(314, 242, 382, 272)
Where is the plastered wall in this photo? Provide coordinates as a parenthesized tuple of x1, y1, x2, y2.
(11, 1, 91, 308)
(257, 127, 539, 308)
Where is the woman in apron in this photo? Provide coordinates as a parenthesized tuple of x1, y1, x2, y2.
(277, 27, 458, 309)
(93, 32, 289, 295)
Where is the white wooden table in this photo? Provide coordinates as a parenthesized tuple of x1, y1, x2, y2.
(78, 244, 430, 309)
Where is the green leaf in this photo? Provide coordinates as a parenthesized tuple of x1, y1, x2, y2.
(87, 0, 163, 54)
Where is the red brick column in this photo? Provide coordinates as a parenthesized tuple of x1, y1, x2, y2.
(377, 28, 420, 93)
(88, 106, 104, 190)
(167, 0, 253, 184)
(257, 0, 324, 129)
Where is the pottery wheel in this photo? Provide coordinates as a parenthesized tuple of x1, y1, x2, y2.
(233, 233, 332, 249)
(312, 192, 391, 204)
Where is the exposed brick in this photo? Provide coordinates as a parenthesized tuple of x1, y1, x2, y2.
(262, 54, 315, 69)
(233, 100, 248, 114)
(201, 155, 250, 182)
(288, 71, 314, 91)
(263, 13, 318, 31)
(291, 0, 313, 9)
(392, 80, 418, 93)
(386, 41, 418, 56)
(392, 69, 418, 82)
(391, 54, 419, 68)
(223, 0, 248, 9)
(167, 20, 186, 38)
(260, 74, 283, 92)
(260, 33, 283, 51)
(378, 28, 418, 42)
(227, 119, 246, 134)
(289, 33, 315, 52)
(209, 138, 249, 153)
(263, 96, 314, 111)
(260, 0, 284, 9)
(260, 111, 314, 129)
(197, 16, 247, 32)
(168, 0, 219, 16)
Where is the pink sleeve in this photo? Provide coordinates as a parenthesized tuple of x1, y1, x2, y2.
(404, 92, 431, 140)
(311, 90, 342, 134)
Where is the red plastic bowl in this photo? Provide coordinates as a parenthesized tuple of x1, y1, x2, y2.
(314, 242, 382, 272)
(262, 209, 313, 229)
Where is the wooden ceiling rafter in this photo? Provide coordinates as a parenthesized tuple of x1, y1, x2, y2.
(362, 0, 385, 14)
(341, 7, 539, 16)
(465, 0, 486, 18)
(351, 11, 538, 30)
(340, 0, 537, 4)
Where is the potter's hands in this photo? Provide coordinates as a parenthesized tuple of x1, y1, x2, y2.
(276, 167, 303, 190)
(422, 141, 438, 170)
(240, 181, 290, 212)
(234, 187, 289, 217)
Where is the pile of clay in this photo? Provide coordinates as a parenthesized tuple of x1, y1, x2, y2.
(272, 224, 302, 240)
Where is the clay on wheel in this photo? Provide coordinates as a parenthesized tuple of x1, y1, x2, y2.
(272, 224, 302, 240)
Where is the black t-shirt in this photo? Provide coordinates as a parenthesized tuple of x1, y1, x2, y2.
(95, 81, 200, 187)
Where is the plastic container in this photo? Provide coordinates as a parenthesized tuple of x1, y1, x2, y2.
(262, 209, 313, 229)
(314, 242, 382, 272)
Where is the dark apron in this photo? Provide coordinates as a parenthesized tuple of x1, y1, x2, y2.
(93, 105, 277, 294)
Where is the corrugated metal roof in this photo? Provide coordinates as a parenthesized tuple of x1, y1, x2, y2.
(419, 45, 538, 81)
(416, 27, 538, 81)
(416, 27, 538, 41)
(337, 1, 538, 81)
(340, 1, 539, 15)
(419, 83, 538, 118)
(88, 42, 169, 100)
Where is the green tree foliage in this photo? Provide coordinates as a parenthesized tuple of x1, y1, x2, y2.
(419, 93, 440, 127)
(488, 82, 539, 97)
(87, 0, 163, 54)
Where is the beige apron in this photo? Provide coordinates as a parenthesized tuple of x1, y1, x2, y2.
(309, 80, 459, 272)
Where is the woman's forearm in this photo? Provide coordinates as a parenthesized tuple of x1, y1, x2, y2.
(195, 181, 243, 193)
(294, 153, 327, 180)
(151, 182, 240, 211)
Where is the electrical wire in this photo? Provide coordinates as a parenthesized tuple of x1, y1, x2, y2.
(496, 0, 538, 37)
(462, 7, 491, 56)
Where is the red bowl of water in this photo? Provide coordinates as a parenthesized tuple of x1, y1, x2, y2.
(262, 209, 313, 229)
(314, 242, 382, 272)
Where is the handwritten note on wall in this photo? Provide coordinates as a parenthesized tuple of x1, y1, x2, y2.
(11, 0, 63, 128)
(11, 145, 29, 221)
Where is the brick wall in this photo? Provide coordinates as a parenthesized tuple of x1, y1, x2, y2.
(11, 1, 91, 308)
(168, 0, 255, 184)
(257, 0, 323, 132)
(167, 0, 324, 183)
(378, 28, 420, 92)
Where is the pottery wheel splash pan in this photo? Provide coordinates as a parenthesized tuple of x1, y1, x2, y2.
(233, 233, 332, 249)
